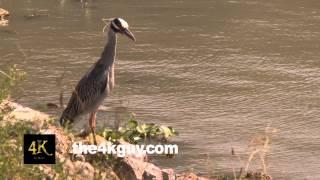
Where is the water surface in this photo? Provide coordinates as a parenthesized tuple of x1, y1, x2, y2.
(1, 0, 320, 179)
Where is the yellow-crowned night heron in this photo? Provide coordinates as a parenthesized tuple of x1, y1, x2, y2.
(60, 18, 135, 144)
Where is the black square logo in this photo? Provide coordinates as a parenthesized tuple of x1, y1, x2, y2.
(24, 134, 56, 164)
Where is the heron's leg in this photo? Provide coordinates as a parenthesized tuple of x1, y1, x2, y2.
(89, 111, 97, 145)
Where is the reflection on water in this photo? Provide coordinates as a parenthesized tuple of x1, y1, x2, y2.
(1, 0, 320, 179)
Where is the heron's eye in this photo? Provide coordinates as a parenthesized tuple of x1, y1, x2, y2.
(113, 19, 123, 29)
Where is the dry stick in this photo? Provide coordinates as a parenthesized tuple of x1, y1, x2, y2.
(238, 168, 243, 179)
(231, 147, 245, 179)
(259, 154, 267, 177)
(244, 148, 260, 173)
(10, 30, 28, 63)
(0, 70, 13, 79)
(56, 71, 66, 108)
(260, 136, 269, 175)
(231, 148, 238, 180)
(205, 154, 212, 179)
(59, 90, 64, 109)
(240, 125, 275, 179)
(16, 41, 27, 63)
(232, 167, 237, 180)
(244, 134, 270, 177)
(114, 106, 121, 131)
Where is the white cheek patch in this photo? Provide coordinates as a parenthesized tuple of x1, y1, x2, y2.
(118, 18, 129, 29)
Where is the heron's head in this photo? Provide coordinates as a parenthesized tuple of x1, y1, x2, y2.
(110, 18, 136, 41)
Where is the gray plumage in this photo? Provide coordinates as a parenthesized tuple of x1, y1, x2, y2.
(60, 30, 116, 123)
(59, 18, 135, 144)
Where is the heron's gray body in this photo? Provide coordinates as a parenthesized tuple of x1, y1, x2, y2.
(59, 18, 135, 144)
(60, 29, 117, 123)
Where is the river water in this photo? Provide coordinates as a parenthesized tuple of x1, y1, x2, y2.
(1, 0, 320, 179)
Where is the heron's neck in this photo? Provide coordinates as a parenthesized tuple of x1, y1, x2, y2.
(98, 29, 117, 67)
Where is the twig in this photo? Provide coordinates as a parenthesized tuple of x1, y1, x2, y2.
(238, 168, 243, 179)
(9, 30, 28, 63)
(231, 147, 245, 178)
(59, 91, 64, 109)
(232, 167, 237, 180)
(56, 71, 66, 109)
(16, 41, 27, 63)
(0, 70, 13, 79)
(244, 148, 260, 173)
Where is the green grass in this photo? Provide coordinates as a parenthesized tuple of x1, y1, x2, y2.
(0, 64, 26, 101)
(0, 66, 47, 178)
(100, 113, 178, 144)
(0, 121, 46, 179)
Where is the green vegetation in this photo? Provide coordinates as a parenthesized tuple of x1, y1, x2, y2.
(0, 121, 45, 179)
(101, 114, 178, 144)
(0, 64, 26, 100)
(0, 66, 44, 178)
(0, 115, 70, 179)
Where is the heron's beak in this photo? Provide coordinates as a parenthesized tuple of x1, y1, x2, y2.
(123, 28, 136, 42)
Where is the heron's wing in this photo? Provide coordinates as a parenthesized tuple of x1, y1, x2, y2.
(64, 64, 110, 119)
(76, 66, 109, 108)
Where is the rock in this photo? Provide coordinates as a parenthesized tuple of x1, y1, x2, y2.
(114, 150, 176, 180)
(0, 100, 50, 130)
(162, 169, 175, 180)
(176, 172, 210, 180)
(0, 8, 9, 26)
(0, 19, 8, 26)
(41, 125, 72, 156)
(0, 8, 9, 19)
(63, 159, 94, 179)
(114, 159, 137, 180)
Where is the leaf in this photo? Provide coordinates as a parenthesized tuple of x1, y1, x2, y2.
(126, 120, 138, 129)
(110, 131, 120, 140)
(168, 126, 178, 136)
(160, 126, 176, 138)
(136, 124, 147, 133)
(102, 128, 113, 138)
(133, 136, 142, 141)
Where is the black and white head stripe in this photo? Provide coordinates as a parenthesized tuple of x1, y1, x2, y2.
(111, 18, 129, 32)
